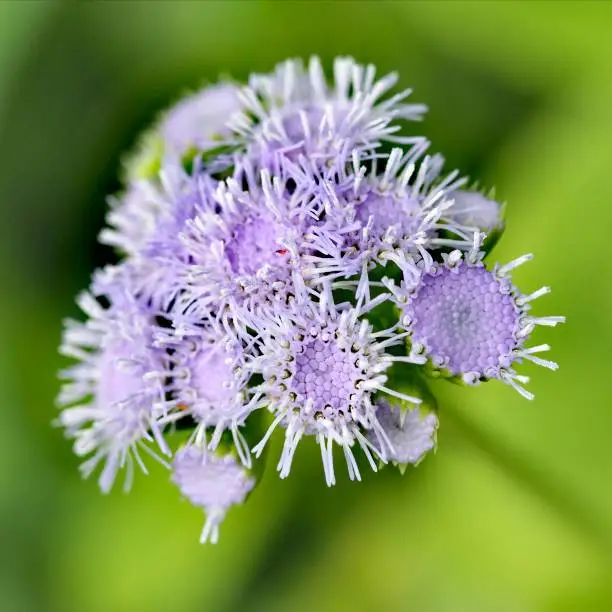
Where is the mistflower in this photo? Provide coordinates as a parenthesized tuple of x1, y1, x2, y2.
(349, 148, 471, 261)
(443, 187, 506, 254)
(160, 82, 242, 157)
(446, 189, 504, 234)
(172, 445, 255, 544)
(283, 145, 470, 285)
(57, 56, 565, 544)
(396, 246, 565, 399)
(56, 275, 171, 493)
(122, 82, 242, 182)
(101, 162, 217, 309)
(99, 180, 167, 259)
(248, 280, 425, 486)
(155, 319, 258, 467)
(177, 162, 318, 324)
(227, 56, 427, 171)
(371, 400, 438, 467)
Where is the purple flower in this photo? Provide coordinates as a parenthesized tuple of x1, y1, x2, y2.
(272, 146, 467, 289)
(171, 445, 255, 544)
(371, 400, 438, 467)
(177, 163, 314, 325)
(57, 57, 566, 542)
(155, 318, 259, 467)
(227, 56, 427, 171)
(56, 274, 171, 493)
(100, 179, 167, 259)
(349, 148, 470, 262)
(123, 82, 243, 182)
(446, 189, 504, 234)
(160, 82, 242, 156)
(396, 246, 565, 399)
(442, 187, 506, 253)
(101, 163, 217, 309)
(290, 146, 473, 287)
(248, 278, 426, 486)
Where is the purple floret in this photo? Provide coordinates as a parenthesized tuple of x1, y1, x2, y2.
(398, 248, 565, 398)
(56, 272, 171, 493)
(172, 445, 255, 544)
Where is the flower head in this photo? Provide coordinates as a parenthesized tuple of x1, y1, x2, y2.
(371, 400, 438, 467)
(446, 189, 504, 234)
(101, 163, 217, 309)
(172, 445, 255, 544)
(286, 146, 470, 284)
(57, 56, 565, 544)
(155, 318, 258, 466)
(227, 56, 427, 171)
(160, 82, 242, 157)
(349, 148, 469, 262)
(122, 82, 242, 182)
(99, 180, 167, 259)
(56, 274, 171, 493)
(397, 246, 565, 398)
(249, 279, 425, 486)
(177, 162, 316, 325)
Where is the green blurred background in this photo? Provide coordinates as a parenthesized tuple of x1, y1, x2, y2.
(2, 2, 612, 611)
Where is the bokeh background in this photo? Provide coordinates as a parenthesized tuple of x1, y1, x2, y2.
(2, 2, 612, 611)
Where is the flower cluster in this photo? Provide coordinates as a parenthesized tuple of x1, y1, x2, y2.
(56, 57, 564, 543)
